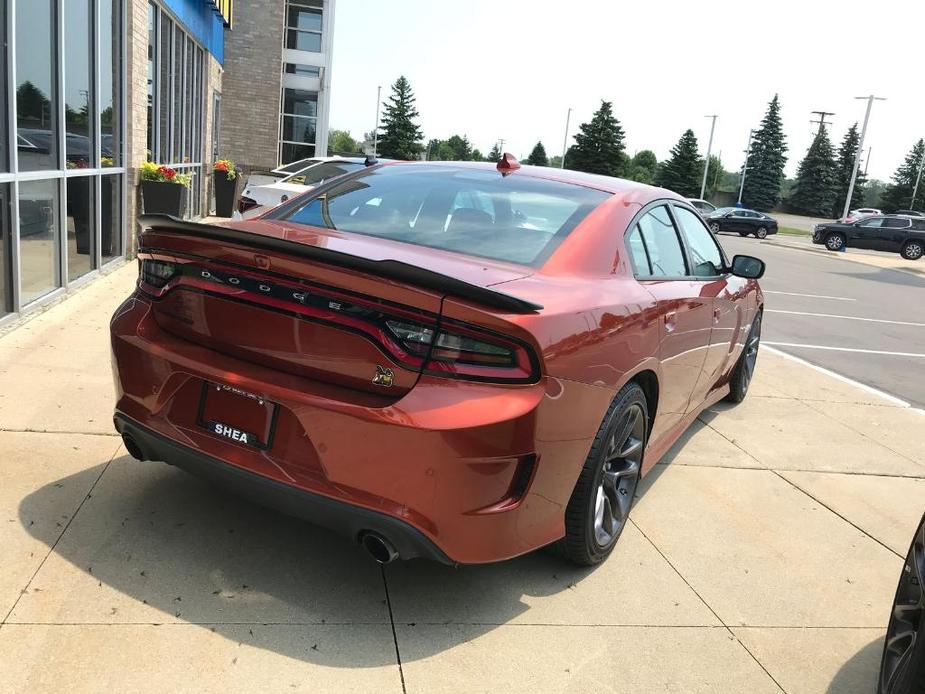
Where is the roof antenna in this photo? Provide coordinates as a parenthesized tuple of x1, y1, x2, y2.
(497, 152, 521, 177)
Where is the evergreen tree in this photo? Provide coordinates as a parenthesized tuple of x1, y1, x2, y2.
(16, 81, 52, 126)
(377, 76, 424, 160)
(832, 123, 866, 217)
(526, 141, 549, 166)
(790, 127, 837, 217)
(628, 150, 658, 184)
(445, 135, 473, 160)
(487, 142, 502, 163)
(656, 130, 702, 197)
(741, 94, 788, 211)
(879, 139, 925, 212)
(705, 155, 724, 198)
(566, 101, 626, 177)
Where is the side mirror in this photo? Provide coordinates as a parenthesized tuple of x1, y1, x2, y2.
(729, 254, 765, 279)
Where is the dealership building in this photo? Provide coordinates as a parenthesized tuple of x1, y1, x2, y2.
(0, 0, 335, 327)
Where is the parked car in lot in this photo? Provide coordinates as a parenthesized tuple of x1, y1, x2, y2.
(878, 511, 924, 694)
(705, 207, 779, 238)
(687, 198, 716, 216)
(114, 159, 765, 567)
(239, 157, 323, 190)
(845, 207, 882, 222)
(235, 157, 369, 219)
(812, 215, 925, 260)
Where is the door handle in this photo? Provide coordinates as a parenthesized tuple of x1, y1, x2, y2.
(665, 311, 677, 333)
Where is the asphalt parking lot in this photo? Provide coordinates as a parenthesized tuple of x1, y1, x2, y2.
(719, 233, 925, 408)
(1, 255, 923, 693)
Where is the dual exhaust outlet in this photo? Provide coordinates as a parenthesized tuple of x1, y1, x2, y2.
(123, 432, 401, 564)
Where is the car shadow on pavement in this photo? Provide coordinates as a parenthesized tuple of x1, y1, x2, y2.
(18, 453, 602, 667)
(827, 635, 882, 693)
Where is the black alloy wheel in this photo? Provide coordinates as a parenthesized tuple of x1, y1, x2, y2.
(710, 222, 721, 234)
(878, 514, 925, 694)
(755, 226, 769, 239)
(558, 382, 647, 566)
(725, 313, 761, 403)
(901, 241, 924, 261)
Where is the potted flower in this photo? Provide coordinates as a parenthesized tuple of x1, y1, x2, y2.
(212, 158, 240, 217)
(140, 161, 191, 217)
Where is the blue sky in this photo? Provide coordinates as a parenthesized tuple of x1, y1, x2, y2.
(330, 0, 925, 181)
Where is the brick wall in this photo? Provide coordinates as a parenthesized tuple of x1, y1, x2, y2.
(125, 0, 151, 255)
(220, 0, 285, 172)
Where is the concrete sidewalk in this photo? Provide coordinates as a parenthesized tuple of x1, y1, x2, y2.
(763, 234, 925, 278)
(1, 263, 923, 693)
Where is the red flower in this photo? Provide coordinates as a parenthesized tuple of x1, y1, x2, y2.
(214, 161, 229, 172)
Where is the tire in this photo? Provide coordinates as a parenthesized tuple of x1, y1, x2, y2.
(825, 232, 846, 251)
(710, 223, 721, 234)
(878, 515, 925, 694)
(557, 382, 647, 566)
(901, 240, 924, 261)
(755, 227, 768, 239)
(725, 312, 761, 403)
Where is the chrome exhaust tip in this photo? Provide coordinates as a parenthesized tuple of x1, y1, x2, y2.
(360, 532, 399, 564)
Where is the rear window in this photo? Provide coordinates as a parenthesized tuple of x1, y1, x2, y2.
(279, 164, 611, 266)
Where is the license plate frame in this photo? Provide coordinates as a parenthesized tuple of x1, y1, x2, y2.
(195, 381, 279, 450)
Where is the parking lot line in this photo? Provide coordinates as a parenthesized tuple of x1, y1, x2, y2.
(763, 346, 918, 409)
(766, 342, 925, 359)
(764, 309, 925, 328)
(762, 290, 856, 301)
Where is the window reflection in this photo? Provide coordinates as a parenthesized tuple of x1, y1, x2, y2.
(18, 179, 60, 304)
(100, 0, 122, 167)
(16, 0, 58, 172)
(0, 184, 10, 315)
(64, 0, 93, 167)
(101, 175, 122, 263)
(0, 0, 8, 172)
(66, 177, 94, 282)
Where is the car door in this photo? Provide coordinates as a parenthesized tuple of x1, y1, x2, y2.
(850, 217, 885, 248)
(628, 203, 714, 443)
(879, 217, 913, 251)
(670, 203, 746, 410)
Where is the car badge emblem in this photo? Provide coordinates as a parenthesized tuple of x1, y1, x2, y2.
(254, 254, 271, 270)
(372, 365, 394, 388)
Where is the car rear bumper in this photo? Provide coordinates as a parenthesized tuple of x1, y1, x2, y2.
(114, 413, 453, 564)
(110, 294, 612, 564)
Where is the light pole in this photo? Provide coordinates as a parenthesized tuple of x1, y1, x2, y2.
(700, 114, 718, 200)
(737, 130, 755, 206)
(373, 85, 381, 156)
(560, 107, 572, 169)
(911, 145, 925, 209)
(864, 146, 872, 176)
(842, 95, 886, 220)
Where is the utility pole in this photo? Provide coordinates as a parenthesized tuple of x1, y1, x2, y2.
(911, 146, 925, 209)
(713, 150, 722, 189)
(497, 138, 506, 154)
(842, 95, 886, 220)
(810, 110, 835, 135)
(560, 107, 572, 169)
(373, 85, 381, 156)
(863, 146, 872, 176)
(737, 130, 755, 206)
(700, 114, 718, 200)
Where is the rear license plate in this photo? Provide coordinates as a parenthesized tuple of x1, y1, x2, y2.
(196, 382, 278, 450)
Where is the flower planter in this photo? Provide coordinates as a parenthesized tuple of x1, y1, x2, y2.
(141, 180, 187, 217)
(213, 172, 238, 218)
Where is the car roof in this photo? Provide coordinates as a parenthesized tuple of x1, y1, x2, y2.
(377, 160, 682, 207)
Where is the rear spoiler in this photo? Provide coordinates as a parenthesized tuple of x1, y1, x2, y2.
(137, 215, 543, 315)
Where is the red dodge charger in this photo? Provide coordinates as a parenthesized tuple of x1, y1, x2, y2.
(111, 157, 764, 566)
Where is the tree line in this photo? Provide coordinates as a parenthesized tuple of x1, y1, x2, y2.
(333, 77, 924, 216)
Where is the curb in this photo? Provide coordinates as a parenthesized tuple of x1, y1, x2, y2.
(760, 240, 925, 280)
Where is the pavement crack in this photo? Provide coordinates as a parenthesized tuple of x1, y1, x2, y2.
(630, 518, 788, 693)
(380, 566, 407, 694)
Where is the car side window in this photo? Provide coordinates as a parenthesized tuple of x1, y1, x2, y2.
(625, 225, 652, 276)
(673, 206, 724, 277)
(635, 205, 688, 278)
(858, 218, 884, 228)
(884, 218, 912, 229)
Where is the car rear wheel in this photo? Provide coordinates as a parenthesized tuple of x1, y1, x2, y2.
(878, 515, 925, 694)
(557, 382, 647, 566)
(710, 223, 721, 234)
(725, 312, 761, 403)
(755, 227, 769, 239)
(825, 232, 846, 251)
(901, 241, 924, 261)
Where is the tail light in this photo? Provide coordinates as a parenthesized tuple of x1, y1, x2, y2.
(385, 318, 538, 383)
(238, 196, 259, 214)
(138, 255, 540, 384)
